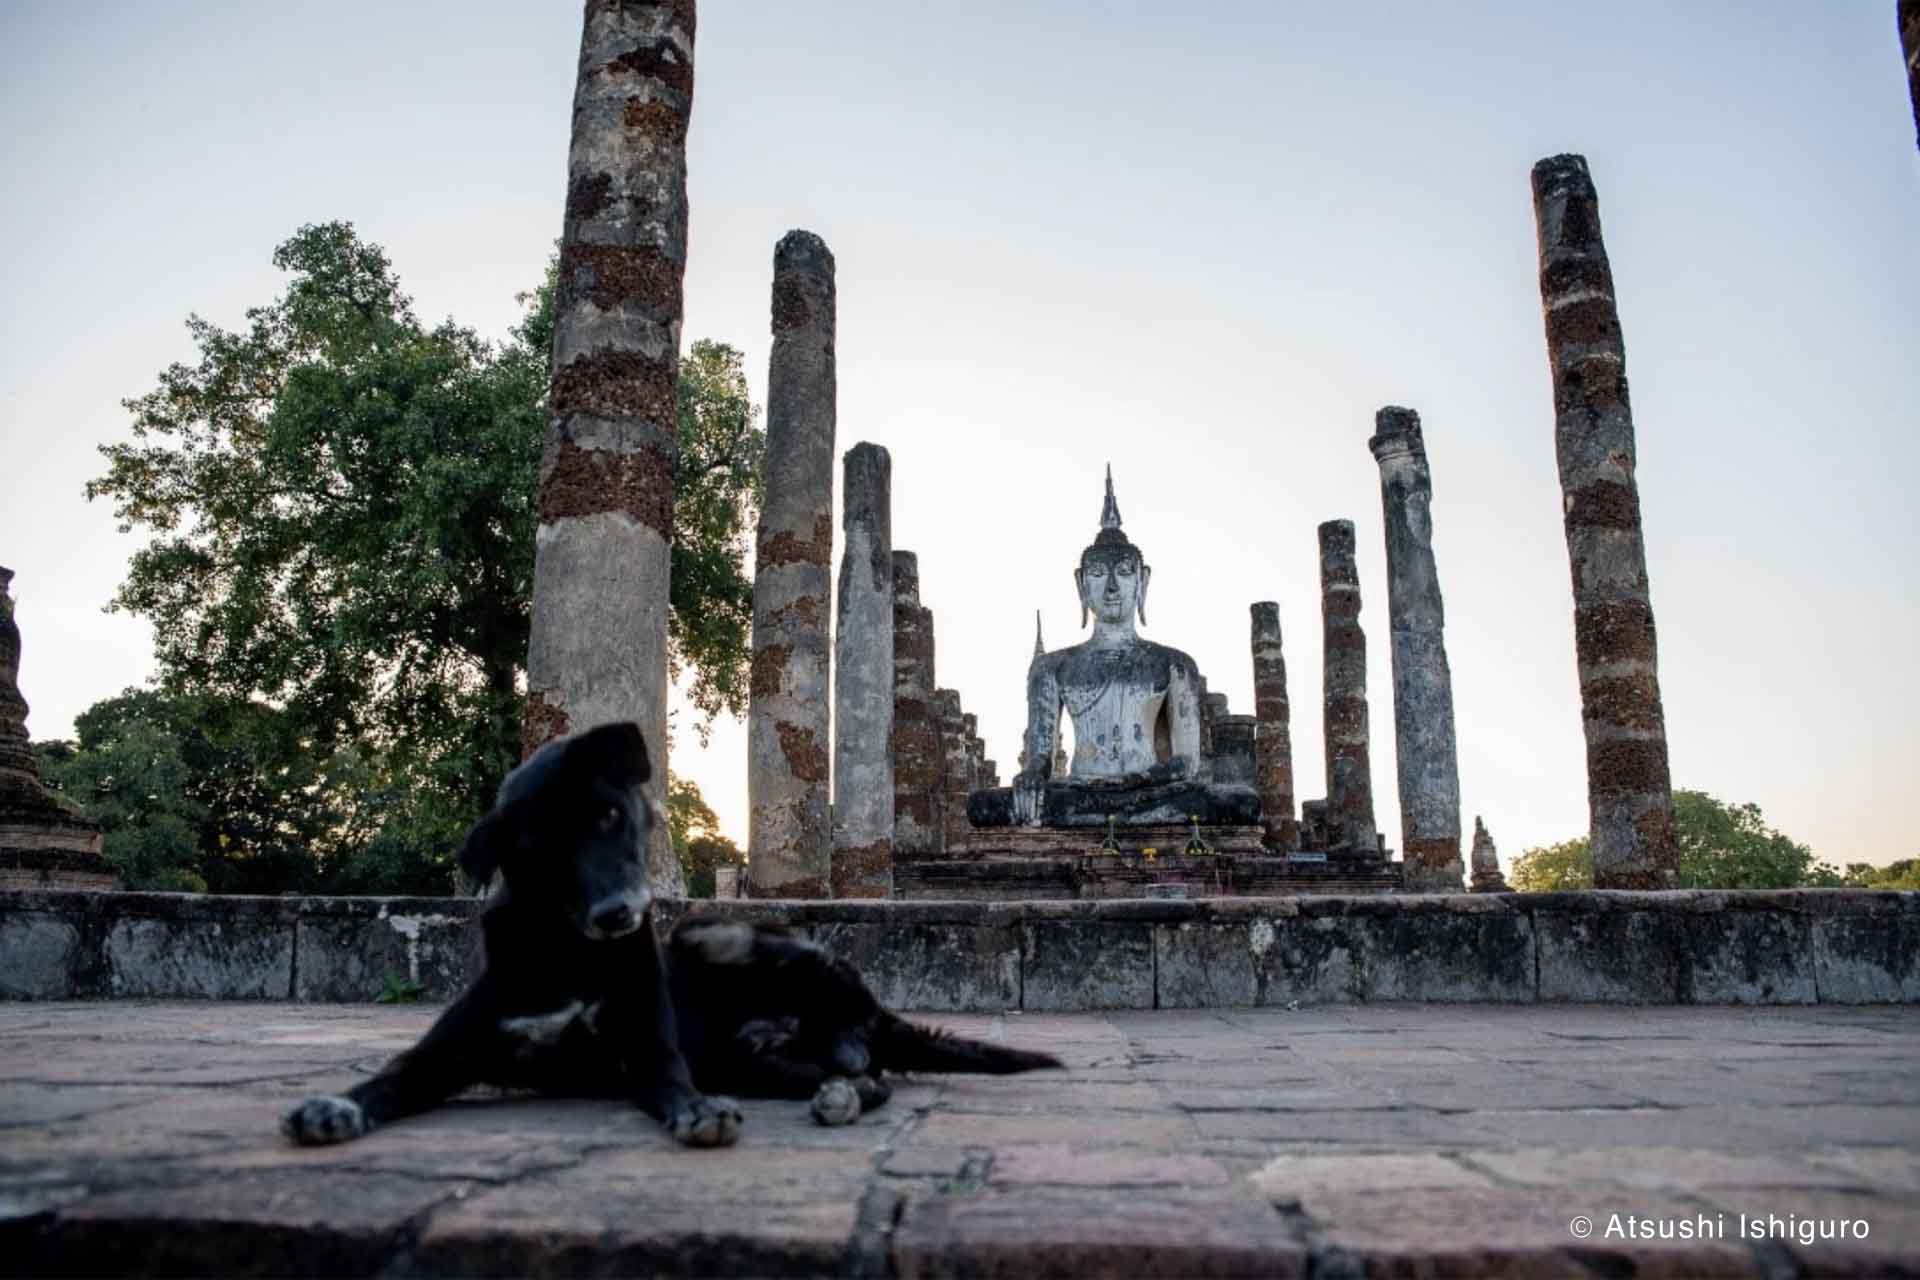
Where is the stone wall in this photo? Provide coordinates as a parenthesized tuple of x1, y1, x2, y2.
(2, 889, 1913, 1009)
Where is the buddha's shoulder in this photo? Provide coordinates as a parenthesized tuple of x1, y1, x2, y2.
(1137, 639, 1201, 675)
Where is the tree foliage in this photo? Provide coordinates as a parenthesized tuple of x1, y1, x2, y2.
(33, 689, 464, 895)
(664, 775, 743, 898)
(1508, 836, 1592, 892)
(91, 223, 542, 821)
(76, 223, 764, 891)
(1509, 790, 1874, 892)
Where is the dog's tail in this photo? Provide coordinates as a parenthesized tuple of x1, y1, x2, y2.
(872, 1013, 1064, 1075)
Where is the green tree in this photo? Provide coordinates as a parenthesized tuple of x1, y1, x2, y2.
(1509, 837, 1592, 892)
(1832, 858, 1920, 890)
(34, 706, 205, 893)
(682, 834, 746, 900)
(86, 223, 764, 885)
(91, 224, 541, 823)
(36, 689, 472, 896)
(1671, 790, 1820, 890)
(1511, 790, 1833, 891)
(668, 338, 764, 737)
(664, 775, 743, 896)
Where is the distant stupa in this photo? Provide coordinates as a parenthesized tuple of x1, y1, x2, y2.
(0, 567, 116, 891)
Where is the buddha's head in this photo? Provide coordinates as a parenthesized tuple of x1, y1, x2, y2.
(1075, 467, 1150, 629)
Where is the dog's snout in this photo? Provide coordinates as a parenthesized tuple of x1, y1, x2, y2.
(591, 901, 637, 937)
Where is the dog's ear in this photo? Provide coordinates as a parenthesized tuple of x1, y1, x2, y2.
(569, 721, 651, 787)
(457, 807, 510, 889)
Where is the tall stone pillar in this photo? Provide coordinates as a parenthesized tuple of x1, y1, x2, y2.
(1902, 0, 1920, 151)
(1531, 155, 1678, 889)
(891, 552, 941, 859)
(1249, 602, 1297, 851)
(1368, 407, 1464, 890)
(1318, 520, 1377, 855)
(748, 230, 837, 897)
(526, 0, 696, 894)
(831, 443, 893, 898)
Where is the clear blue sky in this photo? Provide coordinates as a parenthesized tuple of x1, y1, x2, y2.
(3, 2, 1915, 869)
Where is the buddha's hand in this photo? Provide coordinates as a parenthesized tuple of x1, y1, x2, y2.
(1011, 768, 1048, 825)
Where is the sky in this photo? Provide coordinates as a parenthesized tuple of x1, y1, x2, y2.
(2, 3, 1915, 872)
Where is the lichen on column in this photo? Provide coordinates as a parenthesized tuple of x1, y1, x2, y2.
(1531, 154, 1677, 890)
(831, 443, 893, 897)
(747, 230, 837, 898)
(1368, 407, 1464, 891)
(526, 0, 698, 894)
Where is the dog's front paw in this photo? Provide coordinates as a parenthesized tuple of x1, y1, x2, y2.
(810, 1076, 862, 1126)
(282, 1095, 370, 1146)
(667, 1094, 743, 1148)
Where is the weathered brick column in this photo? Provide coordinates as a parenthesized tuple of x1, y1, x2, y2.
(748, 230, 837, 897)
(1368, 407, 1464, 890)
(526, 0, 696, 893)
(1318, 520, 1377, 855)
(1201, 690, 1228, 782)
(1249, 602, 1297, 851)
(936, 689, 973, 854)
(1531, 155, 1677, 890)
(831, 444, 893, 898)
(891, 552, 942, 860)
(1902, 0, 1920, 151)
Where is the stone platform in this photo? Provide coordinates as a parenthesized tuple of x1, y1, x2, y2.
(4, 1001, 1918, 1276)
(4, 889, 1917, 1008)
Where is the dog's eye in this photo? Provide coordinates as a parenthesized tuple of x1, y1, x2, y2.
(598, 804, 622, 833)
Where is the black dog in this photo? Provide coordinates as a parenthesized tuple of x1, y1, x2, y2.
(282, 722, 1059, 1148)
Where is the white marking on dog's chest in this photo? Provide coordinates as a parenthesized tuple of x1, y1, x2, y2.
(500, 1000, 600, 1045)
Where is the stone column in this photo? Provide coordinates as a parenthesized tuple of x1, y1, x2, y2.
(526, 0, 696, 894)
(1249, 602, 1297, 851)
(1211, 715, 1257, 788)
(1902, 0, 1920, 152)
(831, 443, 893, 898)
(891, 552, 942, 859)
(1531, 155, 1678, 889)
(1368, 407, 1464, 890)
(1201, 691, 1228, 783)
(1318, 520, 1377, 855)
(748, 230, 837, 897)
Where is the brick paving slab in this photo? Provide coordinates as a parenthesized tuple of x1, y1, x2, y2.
(2, 1001, 1917, 1277)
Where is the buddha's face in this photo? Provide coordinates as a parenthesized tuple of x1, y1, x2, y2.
(1077, 550, 1148, 628)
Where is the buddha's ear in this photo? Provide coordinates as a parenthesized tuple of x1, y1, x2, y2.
(1074, 567, 1090, 629)
(1138, 563, 1152, 626)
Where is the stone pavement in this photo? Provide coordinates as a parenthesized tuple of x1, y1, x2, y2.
(3, 1002, 1918, 1277)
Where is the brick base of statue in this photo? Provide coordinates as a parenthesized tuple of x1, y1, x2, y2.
(896, 824, 1403, 899)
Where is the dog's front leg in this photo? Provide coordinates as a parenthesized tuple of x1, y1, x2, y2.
(607, 928, 741, 1148)
(282, 980, 502, 1145)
